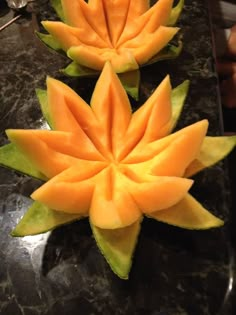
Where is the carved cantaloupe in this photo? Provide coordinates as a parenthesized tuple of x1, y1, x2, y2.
(1, 62, 235, 279)
(40, 0, 181, 73)
(37, 0, 184, 98)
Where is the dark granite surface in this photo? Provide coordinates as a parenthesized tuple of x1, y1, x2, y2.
(0, 0, 235, 314)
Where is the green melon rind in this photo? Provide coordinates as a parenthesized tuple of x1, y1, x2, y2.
(61, 61, 99, 77)
(91, 219, 142, 279)
(185, 136, 236, 177)
(11, 201, 82, 236)
(0, 143, 46, 181)
(170, 79, 190, 130)
(148, 193, 224, 229)
(36, 31, 64, 54)
(50, 0, 65, 22)
(144, 39, 183, 67)
(118, 69, 140, 101)
(168, 0, 185, 26)
(36, 88, 53, 128)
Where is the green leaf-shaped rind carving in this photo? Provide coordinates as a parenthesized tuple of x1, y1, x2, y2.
(36, 31, 63, 53)
(170, 79, 190, 130)
(144, 40, 183, 67)
(148, 193, 224, 229)
(118, 70, 140, 101)
(36, 88, 53, 128)
(62, 61, 99, 77)
(185, 136, 236, 177)
(91, 219, 142, 279)
(11, 201, 82, 236)
(0, 143, 46, 181)
(50, 0, 65, 21)
(168, 0, 185, 26)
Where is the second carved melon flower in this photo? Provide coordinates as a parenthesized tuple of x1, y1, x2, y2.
(39, 0, 183, 77)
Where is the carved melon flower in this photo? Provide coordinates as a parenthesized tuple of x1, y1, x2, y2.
(1, 62, 235, 278)
(38, 0, 184, 98)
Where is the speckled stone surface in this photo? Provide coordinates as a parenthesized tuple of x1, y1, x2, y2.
(0, 0, 235, 314)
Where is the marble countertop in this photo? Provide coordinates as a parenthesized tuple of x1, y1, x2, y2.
(0, 0, 235, 314)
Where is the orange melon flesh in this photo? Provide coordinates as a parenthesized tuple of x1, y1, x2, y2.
(137, 76, 172, 144)
(6, 129, 80, 178)
(117, 0, 174, 46)
(143, 0, 174, 33)
(5, 129, 105, 173)
(42, 21, 82, 51)
(47, 78, 105, 161)
(31, 164, 106, 214)
(42, 21, 107, 50)
(101, 0, 131, 46)
(127, 176, 193, 214)
(77, 0, 112, 46)
(126, 120, 208, 177)
(123, 120, 209, 164)
(126, 26, 179, 64)
(150, 120, 208, 176)
(62, 0, 111, 47)
(90, 61, 132, 157)
(149, 193, 224, 229)
(61, 0, 109, 47)
(89, 167, 142, 229)
(117, 75, 172, 161)
(67, 46, 139, 73)
(47, 76, 112, 160)
(126, 0, 149, 18)
(61, 0, 80, 26)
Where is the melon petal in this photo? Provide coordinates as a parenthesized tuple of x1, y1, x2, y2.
(123, 119, 207, 164)
(91, 219, 141, 279)
(150, 121, 208, 177)
(127, 176, 193, 214)
(76, 0, 112, 46)
(148, 193, 224, 229)
(122, 26, 179, 65)
(61, 0, 108, 47)
(6, 129, 79, 178)
(91, 62, 132, 158)
(42, 21, 82, 51)
(101, 0, 131, 46)
(185, 135, 236, 177)
(11, 201, 81, 236)
(46, 77, 111, 160)
(90, 168, 141, 229)
(117, 75, 172, 161)
(31, 163, 106, 214)
(117, 0, 173, 46)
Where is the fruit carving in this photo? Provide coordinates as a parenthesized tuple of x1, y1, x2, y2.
(1, 62, 235, 279)
(38, 0, 184, 98)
